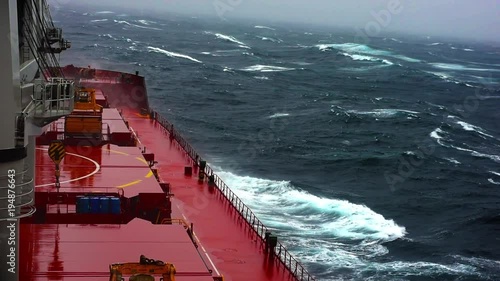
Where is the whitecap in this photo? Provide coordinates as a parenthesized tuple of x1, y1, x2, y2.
(241, 64, 295, 72)
(254, 76, 269, 80)
(113, 20, 161, 31)
(216, 170, 407, 241)
(430, 63, 499, 72)
(488, 178, 500, 185)
(258, 36, 283, 43)
(340, 53, 393, 65)
(209, 32, 250, 49)
(254, 25, 275, 30)
(455, 120, 494, 139)
(444, 158, 461, 164)
(147, 47, 202, 63)
(268, 113, 290, 118)
(347, 109, 419, 118)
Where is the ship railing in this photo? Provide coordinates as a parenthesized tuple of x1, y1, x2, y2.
(0, 168, 36, 221)
(152, 111, 315, 281)
(79, 76, 121, 84)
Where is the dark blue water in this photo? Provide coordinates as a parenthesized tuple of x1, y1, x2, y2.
(53, 5, 500, 281)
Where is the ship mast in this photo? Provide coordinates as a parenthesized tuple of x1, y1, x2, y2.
(0, 1, 72, 280)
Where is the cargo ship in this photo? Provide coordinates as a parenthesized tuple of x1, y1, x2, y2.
(0, 1, 316, 280)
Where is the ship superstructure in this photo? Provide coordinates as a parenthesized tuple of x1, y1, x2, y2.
(0, 1, 316, 280)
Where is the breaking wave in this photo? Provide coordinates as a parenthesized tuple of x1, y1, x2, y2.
(430, 63, 500, 72)
(340, 53, 393, 65)
(344, 109, 419, 119)
(216, 170, 406, 242)
(317, 43, 391, 56)
(268, 113, 290, 118)
(208, 32, 251, 49)
(214, 169, 493, 279)
(427, 71, 475, 88)
(241, 64, 295, 72)
(430, 127, 500, 163)
(455, 120, 495, 139)
(254, 25, 275, 30)
(113, 20, 161, 30)
(318, 43, 420, 63)
(257, 36, 283, 43)
(147, 47, 202, 63)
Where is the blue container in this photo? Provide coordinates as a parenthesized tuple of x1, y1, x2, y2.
(76, 196, 84, 213)
(110, 197, 121, 214)
(90, 197, 100, 213)
(79, 197, 90, 213)
(99, 197, 110, 213)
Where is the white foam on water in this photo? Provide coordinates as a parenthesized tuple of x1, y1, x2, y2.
(444, 158, 461, 164)
(430, 128, 500, 163)
(317, 43, 391, 56)
(317, 43, 420, 64)
(430, 63, 499, 72)
(136, 19, 156, 25)
(268, 113, 290, 118)
(209, 32, 250, 49)
(430, 128, 446, 146)
(455, 120, 495, 139)
(113, 20, 161, 30)
(340, 53, 393, 65)
(347, 109, 419, 118)
(211, 168, 490, 279)
(254, 76, 269, 80)
(147, 47, 202, 63)
(488, 178, 500, 185)
(392, 55, 421, 62)
(91, 19, 108, 22)
(254, 25, 275, 30)
(241, 64, 295, 72)
(216, 170, 406, 241)
(258, 36, 283, 43)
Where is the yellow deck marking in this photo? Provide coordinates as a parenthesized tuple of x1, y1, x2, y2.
(135, 157, 148, 165)
(106, 149, 152, 183)
(41, 144, 152, 189)
(35, 148, 100, 187)
(117, 179, 142, 188)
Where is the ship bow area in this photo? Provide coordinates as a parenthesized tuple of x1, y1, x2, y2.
(62, 65, 150, 112)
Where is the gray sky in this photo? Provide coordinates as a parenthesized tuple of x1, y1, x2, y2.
(61, 0, 500, 42)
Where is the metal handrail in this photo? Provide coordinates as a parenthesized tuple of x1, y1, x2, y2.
(151, 110, 315, 281)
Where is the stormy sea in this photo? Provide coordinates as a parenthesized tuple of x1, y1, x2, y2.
(53, 5, 500, 281)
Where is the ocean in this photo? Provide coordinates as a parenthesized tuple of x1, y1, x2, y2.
(53, 5, 500, 281)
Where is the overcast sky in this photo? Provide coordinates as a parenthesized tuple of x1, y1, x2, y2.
(59, 0, 500, 42)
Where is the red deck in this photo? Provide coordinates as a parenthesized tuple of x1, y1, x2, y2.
(20, 220, 213, 280)
(20, 69, 302, 281)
